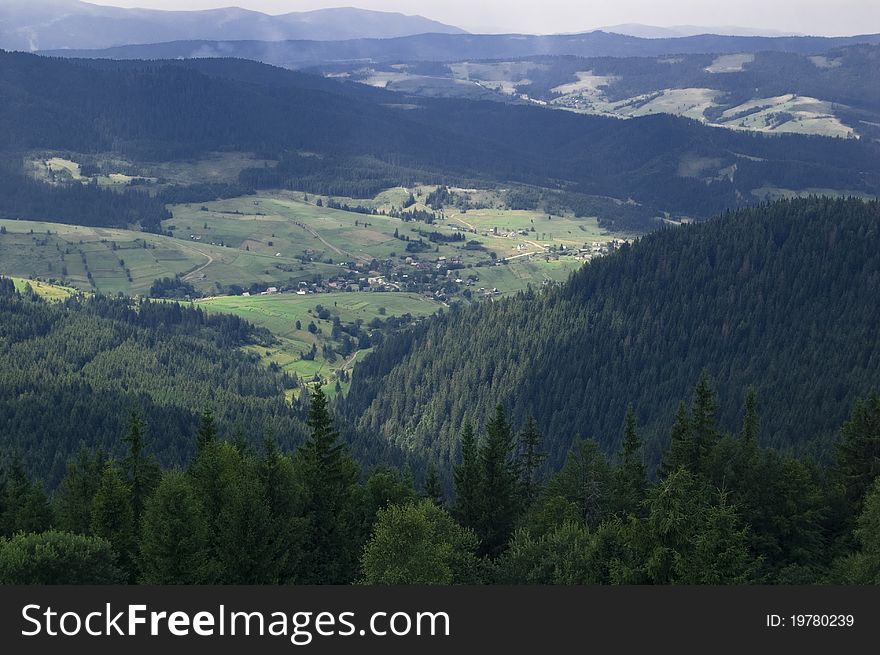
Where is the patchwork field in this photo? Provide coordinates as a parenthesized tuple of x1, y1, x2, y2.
(197, 291, 442, 395)
(0, 218, 337, 295)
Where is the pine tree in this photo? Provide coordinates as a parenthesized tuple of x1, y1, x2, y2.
(516, 415, 545, 508)
(453, 421, 482, 531)
(122, 411, 160, 521)
(476, 405, 519, 558)
(293, 385, 360, 583)
(690, 372, 719, 470)
(740, 387, 760, 445)
(835, 394, 880, 514)
(615, 404, 647, 517)
(139, 471, 212, 584)
(661, 401, 693, 478)
(54, 449, 106, 534)
(195, 407, 218, 451)
(424, 464, 444, 506)
(90, 462, 137, 582)
(0, 460, 53, 536)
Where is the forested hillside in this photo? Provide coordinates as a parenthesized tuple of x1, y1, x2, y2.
(2, 52, 879, 230)
(0, 281, 308, 485)
(345, 198, 880, 470)
(2, 383, 880, 585)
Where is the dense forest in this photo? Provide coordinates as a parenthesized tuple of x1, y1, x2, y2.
(2, 52, 880, 232)
(1, 381, 879, 585)
(0, 159, 171, 231)
(0, 282, 309, 485)
(345, 198, 880, 472)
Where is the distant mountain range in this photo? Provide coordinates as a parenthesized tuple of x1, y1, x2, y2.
(0, 0, 466, 51)
(598, 24, 804, 38)
(43, 31, 880, 67)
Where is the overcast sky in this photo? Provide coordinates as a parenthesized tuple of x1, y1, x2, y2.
(84, 1, 880, 36)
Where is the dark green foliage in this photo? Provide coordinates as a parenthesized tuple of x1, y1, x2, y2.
(139, 471, 211, 584)
(423, 464, 444, 506)
(614, 406, 647, 518)
(834, 394, 880, 514)
(292, 386, 362, 584)
(2, 381, 879, 584)
(90, 461, 137, 581)
(0, 459, 53, 537)
(347, 198, 880, 471)
(53, 449, 106, 534)
(0, 291, 303, 485)
(0, 531, 124, 584)
(453, 422, 481, 530)
(0, 160, 170, 231)
(515, 416, 545, 508)
(360, 500, 480, 584)
(476, 406, 519, 557)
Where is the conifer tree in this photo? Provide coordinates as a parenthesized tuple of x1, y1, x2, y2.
(122, 411, 160, 521)
(660, 401, 693, 478)
(615, 405, 647, 517)
(835, 394, 880, 514)
(54, 449, 106, 534)
(293, 385, 360, 584)
(424, 464, 444, 506)
(195, 407, 218, 451)
(90, 462, 137, 581)
(740, 387, 760, 446)
(516, 415, 545, 508)
(453, 421, 482, 531)
(476, 405, 519, 558)
(139, 471, 212, 584)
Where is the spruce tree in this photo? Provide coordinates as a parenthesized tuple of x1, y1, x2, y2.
(516, 415, 545, 508)
(424, 464, 444, 506)
(476, 405, 519, 558)
(740, 387, 760, 445)
(139, 471, 212, 584)
(195, 407, 218, 452)
(122, 411, 160, 521)
(660, 401, 693, 478)
(835, 394, 880, 514)
(90, 462, 137, 582)
(293, 385, 360, 584)
(615, 404, 647, 517)
(453, 421, 482, 532)
(54, 449, 106, 534)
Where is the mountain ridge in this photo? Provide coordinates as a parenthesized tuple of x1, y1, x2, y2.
(0, 0, 466, 51)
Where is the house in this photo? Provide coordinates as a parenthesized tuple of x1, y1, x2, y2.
(266, 286, 278, 294)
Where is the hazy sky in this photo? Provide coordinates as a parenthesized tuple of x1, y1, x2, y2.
(84, 1, 880, 36)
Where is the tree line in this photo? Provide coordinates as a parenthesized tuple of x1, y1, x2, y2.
(1, 379, 879, 585)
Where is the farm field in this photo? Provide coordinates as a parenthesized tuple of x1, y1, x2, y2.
(27, 152, 275, 188)
(166, 189, 610, 273)
(196, 291, 442, 394)
(9, 276, 79, 301)
(0, 218, 338, 295)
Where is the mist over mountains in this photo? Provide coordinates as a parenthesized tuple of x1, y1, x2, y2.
(0, 0, 466, 51)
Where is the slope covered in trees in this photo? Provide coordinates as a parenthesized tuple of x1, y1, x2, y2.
(0, 281, 306, 485)
(3, 384, 880, 585)
(345, 198, 880, 470)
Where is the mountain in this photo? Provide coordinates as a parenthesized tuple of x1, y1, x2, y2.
(42, 30, 880, 67)
(343, 197, 880, 470)
(2, 52, 879, 229)
(599, 24, 803, 38)
(310, 44, 880, 141)
(0, 0, 466, 51)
